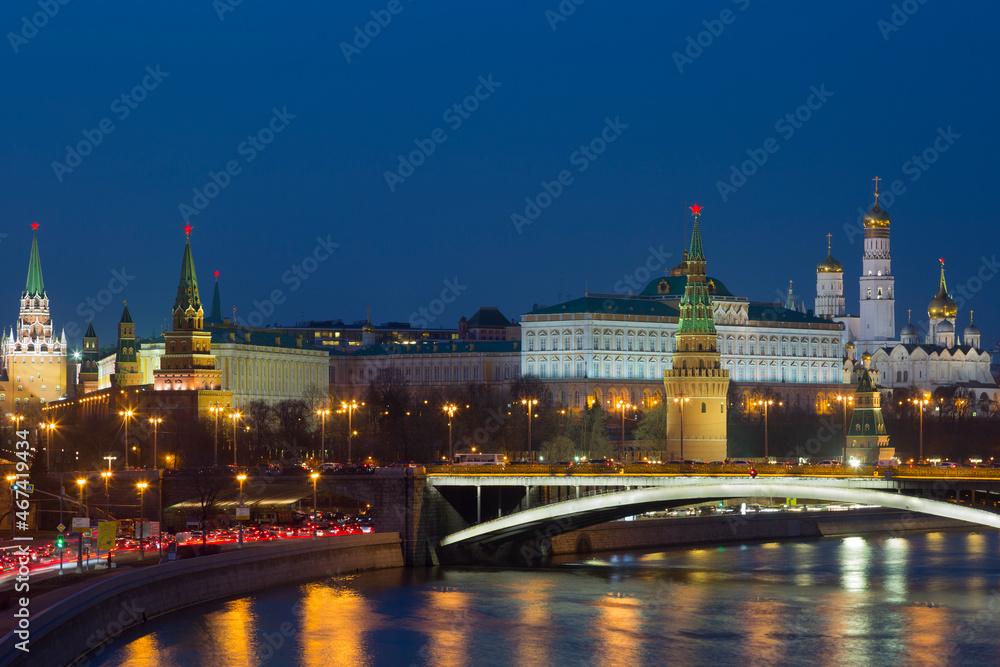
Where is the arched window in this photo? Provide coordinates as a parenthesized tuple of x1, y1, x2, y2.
(701, 402, 706, 413)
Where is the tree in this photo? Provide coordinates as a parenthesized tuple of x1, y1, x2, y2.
(635, 402, 667, 448)
(575, 402, 612, 458)
(540, 435, 576, 462)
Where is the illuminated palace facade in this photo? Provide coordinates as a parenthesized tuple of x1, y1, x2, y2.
(520, 215, 849, 414)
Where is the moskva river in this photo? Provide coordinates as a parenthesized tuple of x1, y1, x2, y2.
(91, 530, 1000, 666)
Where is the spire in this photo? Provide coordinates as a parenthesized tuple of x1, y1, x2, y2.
(173, 228, 201, 314)
(784, 280, 795, 310)
(687, 204, 705, 261)
(24, 223, 45, 298)
(120, 300, 133, 324)
(84, 318, 96, 339)
(936, 258, 948, 298)
(207, 270, 222, 324)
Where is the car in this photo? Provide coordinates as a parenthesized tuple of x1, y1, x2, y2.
(815, 460, 841, 467)
(554, 461, 574, 467)
(707, 461, 725, 466)
(934, 461, 958, 468)
(586, 459, 615, 466)
(729, 460, 752, 466)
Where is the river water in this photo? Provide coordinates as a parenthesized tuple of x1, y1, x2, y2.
(90, 530, 1000, 667)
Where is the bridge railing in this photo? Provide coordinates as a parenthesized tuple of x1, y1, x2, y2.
(424, 463, 1000, 479)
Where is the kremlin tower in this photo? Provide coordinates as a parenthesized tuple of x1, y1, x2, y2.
(815, 233, 845, 319)
(663, 205, 730, 461)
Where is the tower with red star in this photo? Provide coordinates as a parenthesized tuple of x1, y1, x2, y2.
(2, 223, 68, 406)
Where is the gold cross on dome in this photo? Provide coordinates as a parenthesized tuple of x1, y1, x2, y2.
(872, 175, 881, 199)
(826, 232, 832, 252)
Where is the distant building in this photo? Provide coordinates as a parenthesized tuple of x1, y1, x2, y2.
(458, 307, 511, 341)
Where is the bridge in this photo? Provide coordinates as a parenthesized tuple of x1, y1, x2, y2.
(421, 463, 1000, 562)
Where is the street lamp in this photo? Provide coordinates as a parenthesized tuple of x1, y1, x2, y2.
(342, 400, 359, 464)
(673, 395, 690, 460)
(316, 408, 330, 460)
(38, 422, 55, 472)
(209, 404, 223, 466)
(148, 417, 162, 470)
(237, 473, 247, 549)
(616, 401, 633, 462)
(136, 481, 148, 560)
(911, 395, 930, 462)
(310, 472, 319, 539)
(229, 411, 243, 467)
(101, 471, 111, 520)
(836, 395, 854, 464)
(5, 474, 16, 541)
(755, 400, 782, 461)
(119, 409, 134, 468)
(443, 404, 458, 462)
(521, 398, 538, 461)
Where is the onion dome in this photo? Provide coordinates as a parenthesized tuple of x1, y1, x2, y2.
(362, 310, 375, 333)
(936, 319, 954, 334)
(845, 341, 855, 349)
(863, 200, 890, 228)
(927, 260, 958, 319)
(901, 309, 918, 338)
(817, 234, 843, 272)
(964, 311, 980, 339)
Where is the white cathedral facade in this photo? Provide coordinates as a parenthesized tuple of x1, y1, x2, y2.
(813, 189, 996, 407)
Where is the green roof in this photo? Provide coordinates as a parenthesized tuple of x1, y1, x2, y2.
(24, 232, 45, 297)
(746, 303, 833, 324)
(140, 326, 329, 354)
(173, 240, 201, 313)
(530, 296, 679, 317)
(688, 215, 705, 261)
(640, 275, 734, 298)
(84, 320, 97, 339)
(350, 340, 520, 357)
(207, 278, 223, 324)
(120, 303, 133, 324)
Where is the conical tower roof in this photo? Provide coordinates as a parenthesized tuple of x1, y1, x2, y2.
(207, 272, 223, 324)
(24, 227, 45, 298)
(173, 235, 202, 314)
(120, 302, 133, 324)
(688, 209, 705, 261)
(84, 319, 97, 338)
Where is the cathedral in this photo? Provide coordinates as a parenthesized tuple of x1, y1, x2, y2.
(814, 183, 995, 404)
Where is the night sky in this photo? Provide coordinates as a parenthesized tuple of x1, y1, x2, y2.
(3, 2, 998, 349)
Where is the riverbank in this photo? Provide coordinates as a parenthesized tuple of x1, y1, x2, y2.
(0, 532, 402, 667)
(549, 508, 983, 556)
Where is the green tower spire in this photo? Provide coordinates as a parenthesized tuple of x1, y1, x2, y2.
(173, 229, 201, 315)
(24, 226, 45, 298)
(207, 271, 222, 324)
(676, 205, 715, 336)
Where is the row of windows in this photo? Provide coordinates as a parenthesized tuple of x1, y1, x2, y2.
(336, 362, 521, 385)
(10, 356, 61, 363)
(525, 328, 841, 356)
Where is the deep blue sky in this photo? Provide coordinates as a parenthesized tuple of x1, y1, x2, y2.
(3, 1, 998, 348)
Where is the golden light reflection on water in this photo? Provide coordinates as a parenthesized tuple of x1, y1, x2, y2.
(591, 595, 644, 667)
(737, 597, 786, 665)
(839, 536, 870, 592)
(419, 587, 472, 667)
(903, 604, 952, 666)
(117, 629, 164, 666)
(298, 581, 378, 667)
(511, 582, 553, 666)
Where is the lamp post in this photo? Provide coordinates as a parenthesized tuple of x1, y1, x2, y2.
(148, 417, 162, 470)
(5, 474, 15, 541)
(521, 398, 537, 461)
(39, 422, 55, 472)
(836, 395, 854, 464)
(119, 409, 134, 468)
(209, 404, 223, 466)
(310, 472, 319, 539)
(76, 478, 87, 571)
(342, 400, 359, 464)
(316, 408, 330, 460)
(443, 404, 458, 462)
(237, 473, 246, 549)
(755, 400, 781, 461)
(673, 395, 689, 460)
(136, 482, 148, 560)
(911, 395, 929, 462)
(616, 401, 632, 462)
(229, 412, 242, 468)
(9, 416, 24, 468)
(101, 471, 111, 520)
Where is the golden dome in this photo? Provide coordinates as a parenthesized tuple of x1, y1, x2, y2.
(817, 253, 843, 273)
(845, 341, 855, 349)
(863, 201, 890, 228)
(927, 261, 957, 319)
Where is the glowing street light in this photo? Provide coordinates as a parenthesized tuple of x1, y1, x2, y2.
(5, 474, 16, 541)
(616, 401, 633, 462)
(136, 482, 148, 560)
(316, 407, 330, 460)
(311, 472, 320, 540)
(443, 404, 458, 462)
(101, 471, 112, 520)
(237, 473, 247, 549)
(521, 398, 538, 461)
(673, 394, 690, 460)
(836, 395, 854, 464)
(119, 409, 135, 468)
(755, 399, 782, 460)
(38, 421, 55, 472)
(209, 403, 224, 466)
(229, 411, 243, 467)
(342, 400, 359, 464)
(911, 394, 930, 462)
(148, 417, 162, 470)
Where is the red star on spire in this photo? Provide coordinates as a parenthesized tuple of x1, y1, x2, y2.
(183, 222, 193, 236)
(939, 258, 944, 265)
(31, 222, 38, 230)
(214, 270, 220, 279)
(689, 204, 703, 216)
